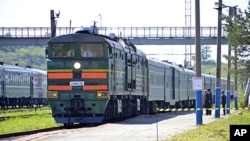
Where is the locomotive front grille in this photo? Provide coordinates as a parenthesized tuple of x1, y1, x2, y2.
(73, 72, 81, 78)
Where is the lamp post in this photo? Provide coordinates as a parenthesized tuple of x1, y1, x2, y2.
(214, 0, 222, 118)
(50, 10, 60, 38)
(214, 1, 238, 116)
(214, 1, 239, 117)
(98, 14, 103, 28)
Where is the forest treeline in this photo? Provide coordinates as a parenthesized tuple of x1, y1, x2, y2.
(0, 46, 47, 70)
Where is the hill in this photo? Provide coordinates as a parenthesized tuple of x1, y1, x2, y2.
(0, 46, 47, 70)
(201, 63, 229, 78)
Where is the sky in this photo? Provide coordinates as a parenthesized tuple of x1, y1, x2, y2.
(0, 0, 249, 64)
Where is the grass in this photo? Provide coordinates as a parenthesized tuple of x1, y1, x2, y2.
(0, 114, 61, 134)
(0, 106, 51, 117)
(201, 63, 228, 78)
(0, 107, 61, 135)
(162, 87, 248, 141)
(162, 109, 250, 141)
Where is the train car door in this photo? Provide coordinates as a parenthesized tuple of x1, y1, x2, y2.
(169, 67, 175, 106)
(111, 48, 117, 92)
(175, 69, 180, 106)
(30, 76, 34, 98)
(0, 70, 5, 97)
(142, 58, 147, 96)
(125, 53, 136, 91)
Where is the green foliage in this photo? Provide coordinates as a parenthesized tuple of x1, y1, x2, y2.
(163, 88, 247, 141)
(0, 107, 61, 135)
(164, 109, 250, 141)
(192, 45, 214, 65)
(201, 45, 212, 64)
(0, 46, 47, 70)
(222, 2, 250, 83)
(200, 63, 228, 79)
(0, 114, 60, 134)
(4, 32, 12, 37)
(0, 107, 51, 117)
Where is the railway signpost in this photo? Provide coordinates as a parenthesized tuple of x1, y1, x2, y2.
(192, 77, 203, 91)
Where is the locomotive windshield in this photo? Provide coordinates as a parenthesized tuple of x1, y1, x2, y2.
(51, 43, 74, 58)
(50, 43, 105, 58)
(80, 43, 104, 57)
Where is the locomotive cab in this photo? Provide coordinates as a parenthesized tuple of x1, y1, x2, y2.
(46, 32, 113, 125)
(46, 24, 149, 126)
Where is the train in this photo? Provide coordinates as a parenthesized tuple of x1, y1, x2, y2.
(45, 25, 234, 126)
(0, 62, 47, 108)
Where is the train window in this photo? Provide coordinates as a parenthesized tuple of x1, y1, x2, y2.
(51, 43, 74, 58)
(80, 43, 104, 57)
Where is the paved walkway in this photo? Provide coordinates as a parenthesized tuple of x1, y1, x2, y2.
(8, 110, 232, 141)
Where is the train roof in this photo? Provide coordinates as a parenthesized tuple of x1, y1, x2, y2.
(147, 57, 188, 71)
(147, 57, 166, 68)
(29, 68, 47, 75)
(0, 64, 30, 73)
(0, 64, 46, 74)
(48, 33, 146, 58)
(48, 33, 105, 43)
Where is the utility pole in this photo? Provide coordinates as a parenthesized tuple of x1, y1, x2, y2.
(185, 0, 192, 67)
(195, 0, 202, 125)
(50, 10, 60, 38)
(215, 0, 222, 118)
(226, 12, 232, 114)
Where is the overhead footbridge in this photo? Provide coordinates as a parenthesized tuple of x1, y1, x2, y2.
(0, 26, 228, 47)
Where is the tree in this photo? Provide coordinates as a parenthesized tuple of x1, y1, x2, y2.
(222, 1, 250, 81)
(190, 45, 214, 66)
(44, 32, 51, 37)
(4, 32, 12, 37)
(201, 45, 212, 64)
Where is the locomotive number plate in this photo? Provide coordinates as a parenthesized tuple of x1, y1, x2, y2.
(70, 81, 85, 86)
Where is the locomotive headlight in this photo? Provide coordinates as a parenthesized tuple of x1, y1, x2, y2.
(47, 91, 58, 98)
(97, 91, 108, 98)
(74, 62, 81, 69)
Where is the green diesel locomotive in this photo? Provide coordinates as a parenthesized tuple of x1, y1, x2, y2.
(46, 27, 148, 126)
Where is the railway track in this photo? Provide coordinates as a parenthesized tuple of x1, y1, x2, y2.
(0, 126, 63, 139)
(0, 123, 100, 140)
(0, 113, 51, 122)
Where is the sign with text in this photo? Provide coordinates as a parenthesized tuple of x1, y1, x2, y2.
(230, 125, 250, 140)
(70, 81, 85, 86)
(192, 77, 203, 90)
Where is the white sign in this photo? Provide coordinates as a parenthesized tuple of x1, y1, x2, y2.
(70, 81, 85, 86)
(192, 77, 203, 90)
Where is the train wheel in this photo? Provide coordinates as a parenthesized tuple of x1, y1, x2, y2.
(63, 123, 73, 128)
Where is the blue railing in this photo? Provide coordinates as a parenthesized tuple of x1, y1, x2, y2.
(0, 26, 226, 39)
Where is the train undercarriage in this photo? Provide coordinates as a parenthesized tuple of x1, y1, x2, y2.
(0, 97, 48, 109)
(60, 95, 196, 127)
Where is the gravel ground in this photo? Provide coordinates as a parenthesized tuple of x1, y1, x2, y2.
(8, 111, 226, 141)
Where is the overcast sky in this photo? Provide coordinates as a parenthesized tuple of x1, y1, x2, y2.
(0, 0, 248, 27)
(0, 0, 248, 64)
